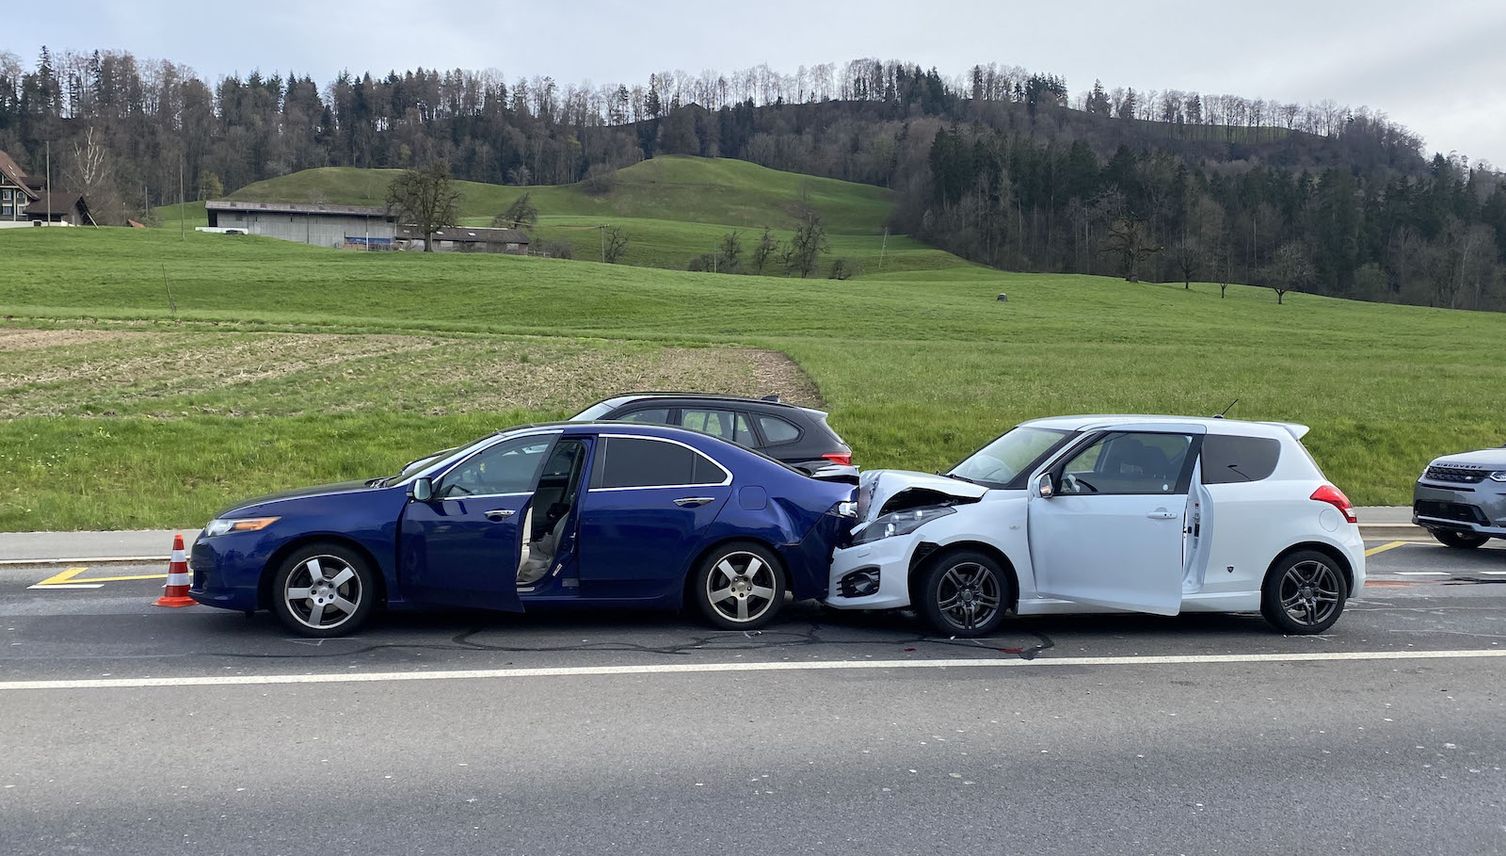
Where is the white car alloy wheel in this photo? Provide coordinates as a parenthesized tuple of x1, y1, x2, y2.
(283, 554, 363, 632)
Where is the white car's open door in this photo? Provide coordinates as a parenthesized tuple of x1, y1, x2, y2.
(1026, 424, 1206, 616)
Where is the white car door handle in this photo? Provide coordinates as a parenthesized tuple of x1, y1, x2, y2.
(1146, 511, 1179, 520)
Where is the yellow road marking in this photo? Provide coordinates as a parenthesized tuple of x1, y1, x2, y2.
(1364, 540, 1409, 557)
(30, 566, 166, 588)
(32, 566, 87, 586)
(71, 571, 167, 584)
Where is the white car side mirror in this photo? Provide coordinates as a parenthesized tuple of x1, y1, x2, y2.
(1034, 473, 1054, 498)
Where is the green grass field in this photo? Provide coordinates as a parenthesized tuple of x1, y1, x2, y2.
(3, 225, 1505, 530)
(154, 157, 929, 272)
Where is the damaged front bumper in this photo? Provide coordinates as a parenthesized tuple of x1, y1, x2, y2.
(824, 531, 925, 610)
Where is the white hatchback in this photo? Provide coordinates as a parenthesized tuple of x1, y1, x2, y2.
(826, 415, 1365, 636)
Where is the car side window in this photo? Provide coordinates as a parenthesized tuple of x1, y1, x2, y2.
(681, 408, 755, 445)
(590, 437, 728, 489)
(438, 436, 552, 498)
(616, 407, 671, 425)
(1057, 431, 1196, 496)
(756, 414, 801, 445)
(1200, 435, 1281, 484)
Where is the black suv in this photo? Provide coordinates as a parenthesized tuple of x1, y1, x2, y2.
(571, 393, 853, 472)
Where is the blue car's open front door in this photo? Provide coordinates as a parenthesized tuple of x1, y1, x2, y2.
(397, 432, 563, 612)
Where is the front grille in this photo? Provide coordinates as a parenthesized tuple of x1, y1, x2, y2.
(1424, 465, 1488, 484)
(1414, 500, 1488, 525)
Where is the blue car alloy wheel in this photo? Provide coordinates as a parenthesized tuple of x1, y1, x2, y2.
(270, 542, 378, 637)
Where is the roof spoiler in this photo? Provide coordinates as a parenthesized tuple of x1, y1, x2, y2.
(1260, 421, 1310, 440)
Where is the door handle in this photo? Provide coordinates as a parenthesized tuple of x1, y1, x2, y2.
(484, 509, 515, 521)
(1146, 510, 1179, 520)
(674, 496, 715, 507)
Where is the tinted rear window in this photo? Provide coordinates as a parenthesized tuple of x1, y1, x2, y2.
(591, 437, 725, 489)
(756, 414, 801, 445)
(1201, 435, 1281, 484)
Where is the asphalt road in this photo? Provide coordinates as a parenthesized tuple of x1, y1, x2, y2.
(2, 541, 1504, 855)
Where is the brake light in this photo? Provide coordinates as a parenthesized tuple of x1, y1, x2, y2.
(1310, 484, 1357, 524)
(822, 452, 852, 466)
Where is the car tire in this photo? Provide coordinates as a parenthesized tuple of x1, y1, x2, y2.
(1431, 529, 1490, 549)
(1260, 549, 1348, 635)
(916, 549, 1011, 638)
(270, 542, 377, 638)
(693, 542, 786, 630)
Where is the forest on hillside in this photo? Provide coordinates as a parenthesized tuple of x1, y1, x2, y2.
(2, 48, 1503, 311)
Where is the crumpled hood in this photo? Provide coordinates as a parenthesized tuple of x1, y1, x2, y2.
(856, 469, 988, 522)
(218, 480, 376, 517)
(1431, 449, 1506, 469)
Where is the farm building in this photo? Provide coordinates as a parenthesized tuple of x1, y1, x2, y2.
(205, 200, 397, 248)
(0, 148, 96, 227)
(398, 225, 530, 254)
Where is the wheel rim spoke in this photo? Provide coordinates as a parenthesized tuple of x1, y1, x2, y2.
(706, 552, 777, 623)
(285, 555, 360, 630)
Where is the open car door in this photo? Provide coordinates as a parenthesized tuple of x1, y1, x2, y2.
(399, 432, 560, 612)
(1027, 425, 1205, 616)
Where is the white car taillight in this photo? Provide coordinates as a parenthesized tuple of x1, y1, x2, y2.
(1311, 484, 1357, 524)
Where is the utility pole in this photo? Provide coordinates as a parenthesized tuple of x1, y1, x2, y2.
(45, 141, 52, 224)
(179, 156, 186, 240)
(599, 224, 605, 263)
(877, 226, 889, 272)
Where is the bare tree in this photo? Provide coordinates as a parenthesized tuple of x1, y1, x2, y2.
(752, 227, 780, 274)
(1102, 217, 1162, 282)
(387, 162, 461, 252)
(603, 226, 629, 263)
(783, 210, 830, 277)
(1267, 240, 1316, 304)
(718, 231, 742, 272)
(493, 191, 537, 229)
(1171, 236, 1202, 289)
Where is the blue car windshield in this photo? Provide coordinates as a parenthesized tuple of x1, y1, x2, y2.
(949, 426, 1070, 488)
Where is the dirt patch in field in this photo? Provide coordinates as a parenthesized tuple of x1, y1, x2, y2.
(0, 328, 132, 352)
(0, 328, 822, 418)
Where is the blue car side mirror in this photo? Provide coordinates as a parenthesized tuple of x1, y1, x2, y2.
(411, 477, 433, 502)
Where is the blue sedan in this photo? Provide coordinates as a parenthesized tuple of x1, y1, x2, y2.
(190, 422, 857, 636)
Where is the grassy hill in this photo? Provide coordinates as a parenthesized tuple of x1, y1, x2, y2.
(154, 157, 961, 274)
(4, 225, 1506, 528)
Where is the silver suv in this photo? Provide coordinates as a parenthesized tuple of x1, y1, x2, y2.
(1413, 448, 1506, 548)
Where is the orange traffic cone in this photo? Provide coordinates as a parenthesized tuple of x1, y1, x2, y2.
(155, 533, 196, 608)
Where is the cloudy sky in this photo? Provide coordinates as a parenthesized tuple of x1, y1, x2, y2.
(10, 0, 1506, 164)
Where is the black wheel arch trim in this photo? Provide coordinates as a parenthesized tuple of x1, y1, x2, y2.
(907, 541, 1020, 614)
(1266, 541, 1354, 594)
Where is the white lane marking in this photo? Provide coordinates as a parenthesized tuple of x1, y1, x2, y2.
(1396, 571, 1449, 577)
(25, 583, 104, 590)
(1483, 571, 1506, 576)
(0, 556, 166, 567)
(3, 649, 1505, 692)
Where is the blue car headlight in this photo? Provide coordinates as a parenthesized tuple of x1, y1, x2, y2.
(850, 506, 955, 546)
(203, 516, 280, 537)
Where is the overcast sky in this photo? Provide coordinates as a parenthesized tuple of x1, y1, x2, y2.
(9, 0, 1506, 164)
